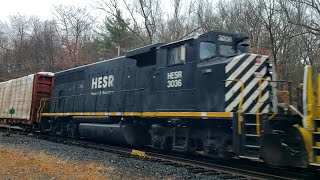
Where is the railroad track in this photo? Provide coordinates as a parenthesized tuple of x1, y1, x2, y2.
(0, 126, 318, 180)
(42, 137, 319, 180)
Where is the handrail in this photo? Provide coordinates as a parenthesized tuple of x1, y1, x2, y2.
(226, 79, 244, 135)
(268, 112, 276, 120)
(257, 77, 269, 136)
(275, 90, 290, 118)
(36, 98, 47, 123)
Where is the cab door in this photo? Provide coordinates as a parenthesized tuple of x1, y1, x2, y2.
(155, 42, 197, 111)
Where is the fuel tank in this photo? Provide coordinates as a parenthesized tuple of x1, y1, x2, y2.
(72, 116, 117, 124)
(79, 123, 127, 144)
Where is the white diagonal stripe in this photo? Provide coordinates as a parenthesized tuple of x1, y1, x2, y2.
(226, 55, 256, 86)
(261, 104, 270, 114)
(225, 74, 268, 111)
(225, 78, 259, 111)
(249, 91, 270, 113)
(225, 99, 239, 112)
(241, 78, 270, 111)
(225, 54, 270, 113)
(225, 67, 267, 102)
(226, 54, 246, 72)
(226, 55, 267, 87)
(240, 79, 269, 111)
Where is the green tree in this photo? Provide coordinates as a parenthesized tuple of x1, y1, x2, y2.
(97, 10, 135, 57)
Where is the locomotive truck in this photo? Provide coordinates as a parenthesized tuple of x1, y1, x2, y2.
(1, 31, 320, 168)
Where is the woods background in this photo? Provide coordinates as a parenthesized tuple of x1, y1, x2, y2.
(0, 0, 319, 95)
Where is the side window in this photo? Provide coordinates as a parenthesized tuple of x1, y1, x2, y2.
(199, 42, 216, 60)
(167, 44, 186, 65)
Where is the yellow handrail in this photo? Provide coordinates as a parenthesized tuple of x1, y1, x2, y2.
(256, 77, 269, 136)
(226, 79, 244, 134)
(268, 112, 276, 120)
(36, 98, 47, 123)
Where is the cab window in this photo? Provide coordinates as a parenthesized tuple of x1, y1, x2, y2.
(199, 42, 216, 60)
(167, 44, 186, 65)
(220, 45, 236, 57)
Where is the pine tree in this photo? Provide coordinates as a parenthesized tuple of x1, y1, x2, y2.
(97, 10, 134, 57)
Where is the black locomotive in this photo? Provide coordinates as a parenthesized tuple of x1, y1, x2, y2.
(38, 31, 308, 167)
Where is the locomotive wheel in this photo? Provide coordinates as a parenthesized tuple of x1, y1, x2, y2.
(67, 121, 79, 139)
(162, 137, 173, 151)
(203, 130, 233, 158)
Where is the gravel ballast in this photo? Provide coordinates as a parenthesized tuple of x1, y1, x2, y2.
(0, 131, 247, 180)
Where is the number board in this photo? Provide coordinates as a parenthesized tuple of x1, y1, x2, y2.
(218, 35, 233, 43)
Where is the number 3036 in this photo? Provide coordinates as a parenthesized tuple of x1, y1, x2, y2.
(167, 79, 182, 88)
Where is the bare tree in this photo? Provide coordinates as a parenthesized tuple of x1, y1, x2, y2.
(53, 5, 95, 69)
(157, 0, 202, 42)
(282, 0, 320, 35)
(247, 0, 299, 68)
(280, 0, 320, 74)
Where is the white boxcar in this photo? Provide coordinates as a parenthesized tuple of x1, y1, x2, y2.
(0, 73, 53, 124)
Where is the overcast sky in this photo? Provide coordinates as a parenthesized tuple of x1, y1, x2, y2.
(0, 0, 92, 21)
(0, 0, 217, 22)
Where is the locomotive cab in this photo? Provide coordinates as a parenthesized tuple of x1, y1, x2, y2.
(151, 31, 252, 113)
(145, 31, 276, 157)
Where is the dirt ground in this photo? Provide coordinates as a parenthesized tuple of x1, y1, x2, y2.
(0, 149, 117, 180)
